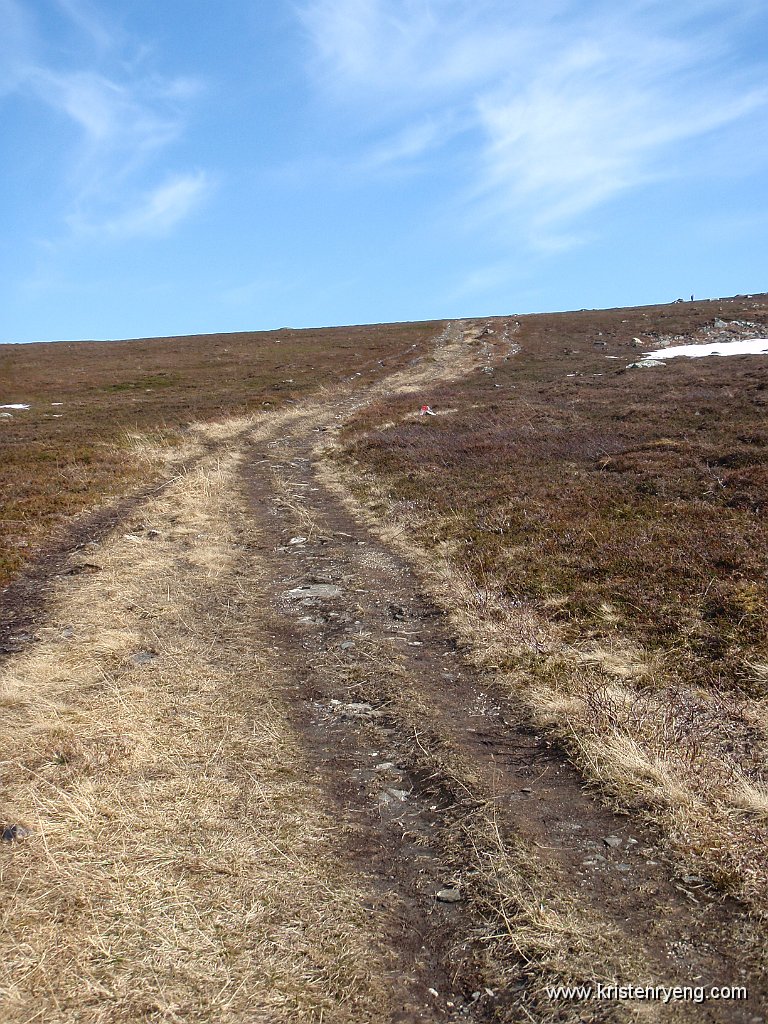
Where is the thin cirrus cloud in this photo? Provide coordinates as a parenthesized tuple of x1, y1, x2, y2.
(70, 171, 211, 239)
(1, 0, 207, 240)
(299, 0, 768, 249)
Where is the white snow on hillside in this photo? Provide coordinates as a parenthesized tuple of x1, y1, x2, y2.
(647, 339, 768, 360)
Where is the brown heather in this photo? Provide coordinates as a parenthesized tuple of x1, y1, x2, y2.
(337, 295, 768, 915)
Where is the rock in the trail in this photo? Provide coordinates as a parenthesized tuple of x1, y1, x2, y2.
(328, 699, 383, 721)
(603, 835, 623, 848)
(1, 824, 32, 842)
(285, 583, 342, 600)
(339, 640, 355, 650)
(436, 888, 463, 903)
(377, 788, 409, 808)
(288, 536, 308, 546)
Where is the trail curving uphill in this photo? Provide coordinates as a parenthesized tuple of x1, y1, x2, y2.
(0, 323, 763, 1023)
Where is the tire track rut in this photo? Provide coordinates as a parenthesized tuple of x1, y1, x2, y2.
(239, 326, 764, 1023)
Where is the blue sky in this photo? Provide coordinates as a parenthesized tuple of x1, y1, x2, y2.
(1, 0, 767, 343)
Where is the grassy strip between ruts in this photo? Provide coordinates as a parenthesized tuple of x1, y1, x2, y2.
(0, 417, 397, 1023)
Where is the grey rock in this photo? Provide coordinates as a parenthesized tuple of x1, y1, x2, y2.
(378, 787, 408, 807)
(285, 583, 342, 600)
(288, 536, 308, 545)
(1, 824, 32, 842)
(385, 788, 409, 802)
(626, 359, 666, 369)
(603, 835, 623, 848)
(436, 888, 463, 903)
(339, 641, 355, 650)
(329, 700, 383, 721)
(681, 874, 704, 884)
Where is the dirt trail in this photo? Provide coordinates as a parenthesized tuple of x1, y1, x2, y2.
(1, 323, 764, 1023)
(234, 324, 765, 1022)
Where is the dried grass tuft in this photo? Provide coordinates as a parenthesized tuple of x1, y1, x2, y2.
(0, 435, 393, 1023)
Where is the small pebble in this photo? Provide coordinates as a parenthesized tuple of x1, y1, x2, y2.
(436, 888, 463, 903)
(1, 824, 31, 842)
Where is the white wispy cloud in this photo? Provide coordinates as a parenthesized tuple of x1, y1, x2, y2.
(298, 0, 768, 252)
(299, 0, 529, 107)
(1, 0, 206, 240)
(51, 0, 115, 51)
(71, 171, 211, 239)
(358, 117, 455, 172)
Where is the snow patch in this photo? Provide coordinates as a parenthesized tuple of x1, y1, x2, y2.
(646, 339, 768, 360)
(0, 403, 30, 410)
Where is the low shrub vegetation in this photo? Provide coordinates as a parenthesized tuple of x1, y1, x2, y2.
(337, 296, 768, 914)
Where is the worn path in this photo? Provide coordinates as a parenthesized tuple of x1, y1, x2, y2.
(0, 322, 764, 1023)
(233, 324, 764, 1022)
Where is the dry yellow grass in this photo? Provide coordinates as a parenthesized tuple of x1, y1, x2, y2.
(0, 421, 395, 1023)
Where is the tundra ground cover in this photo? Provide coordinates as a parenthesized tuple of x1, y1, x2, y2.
(337, 296, 768, 914)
